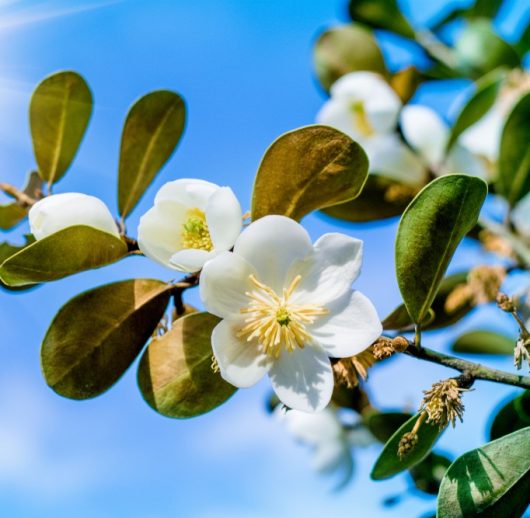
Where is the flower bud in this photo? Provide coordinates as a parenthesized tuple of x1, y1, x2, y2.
(29, 193, 120, 240)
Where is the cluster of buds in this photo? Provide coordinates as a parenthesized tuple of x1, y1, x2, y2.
(372, 336, 409, 360)
(332, 349, 377, 388)
(445, 265, 506, 314)
(497, 293, 530, 370)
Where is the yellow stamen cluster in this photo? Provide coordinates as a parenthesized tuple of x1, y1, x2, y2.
(421, 379, 467, 429)
(237, 274, 328, 358)
(181, 208, 213, 251)
(350, 100, 375, 137)
(333, 349, 377, 388)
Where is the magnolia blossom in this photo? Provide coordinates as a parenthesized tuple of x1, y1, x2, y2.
(200, 215, 382, 412)
(138, 179, 242, 273)
(400, 104, 488, 180)
(29, 193, 120, 240)
(460, 71, 530, 166)
(276, 406, 374, 488)
(316, 71, 426, 186)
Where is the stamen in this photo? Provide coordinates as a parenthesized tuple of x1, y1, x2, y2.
(181, 208, 213, 251)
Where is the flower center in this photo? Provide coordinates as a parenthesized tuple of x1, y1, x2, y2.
(350, 100, 374, 137)
(237, 274, 328, 358)
(181, 208, 213, 251)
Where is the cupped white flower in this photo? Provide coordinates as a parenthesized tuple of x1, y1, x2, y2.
(276, 405, 374, 487)
(137, 178, 242, 273)
(200, 215, 382, 412)
(400, 104, 488, 180)
(29, 193, 120, 240)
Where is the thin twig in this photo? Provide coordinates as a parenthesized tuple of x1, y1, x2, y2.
(403, 339, 530, 390)
(0, 182, 36, 207)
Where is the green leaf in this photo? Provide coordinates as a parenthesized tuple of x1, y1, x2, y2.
(455, 19, 520, 76)
(137, 312, 237, 419)
(395, 175, 487, 325)
(322, 175, 417, 223)
(348, 0, 415, 39)
(29, 71, 93, 184)
(0, 225, 127, 287)
(383, 272, 473, 331)
(497, 92, 530, 206)
(0, 235, 36, 291)
(118, 90, 186, 218)
(437, 427, 530, 518)
(447, 69, 505, 151)
(410, 452, 452, 495)
(365, 411, 412, 443)
(452, 330, 515, 355)
(41, 279, 172, 399)
(314, 24, 387, 92)
(371, 413, 444, 480)
(489, 391, 530, 440)
(469, 0, 504, 19)
(252, 125, 368, 221)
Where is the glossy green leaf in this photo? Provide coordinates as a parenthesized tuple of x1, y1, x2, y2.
(447, 70, 505, 151)
(452, 330, 515, 355)
(314, 24, 387, 92)
(322, 175, 416, 222)
(489, 391, 530, 440)
(0, 235, 36, 291)
(137, 312, 237, 419)
(366, 411, 412, 443)
(371, 412, 444, 480)
(41, 279, 172, 399)
(497, 92, 530, 206)
(469, 0, 504, 19)
(455, 19, 520, 76)
(252, 125, 368, 221)
(437, 427, 530, 518)
(118, 90, 186, 217)
(30, 71, 92, 184)
(410, 452, 452, 495)
(383, 271, 473, 331)
(0, 225, 127, 287)
(395, 175, 487, 324)
(348, 0, 415, 38)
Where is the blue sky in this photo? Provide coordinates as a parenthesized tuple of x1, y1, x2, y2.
(0, 0, 529, 517)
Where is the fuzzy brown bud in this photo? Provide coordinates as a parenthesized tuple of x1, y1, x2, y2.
(497, 293, 516, 313)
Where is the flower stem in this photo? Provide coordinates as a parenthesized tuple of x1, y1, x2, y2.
(404, 340, 530, 390)
(0, 182, 37, 207)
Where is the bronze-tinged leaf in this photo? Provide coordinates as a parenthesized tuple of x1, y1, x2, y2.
(41, 279, 173, 399)
(118, 90, 186, 218)
(252, 125, 368, 221)
(138, 312, 237, 419)
(30, 71, 93, 184)
(390, 66, 422, 104)
(0, 225, 128, 287)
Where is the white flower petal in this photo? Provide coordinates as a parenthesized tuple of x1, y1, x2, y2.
(200, 251, 258, 319)
(281, 407, 343, 444)
(137, 204, 187, 269)
(311, 290, 382, 358)
(443, 143, 489, 180)
(513, 192, 530, 240)
(234, 215, 312, 293)
(400, 105, 449, 169)
(155, 178, 219, 211)
(459, 107, 503, 162)
(364, 134, 427, 186)
(169, 248, 214, 273)
(316, 98, 364, 142)
(269, 346, 333, 412)
(29, 193, 120, 240)
(211, 319, 271, 388)
(289, 233, 363, 306)
(312, 440, 351, 475)
(206, 187, 243, 250)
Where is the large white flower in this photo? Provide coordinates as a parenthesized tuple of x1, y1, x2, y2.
(316, 71, 426, 186)
(276, 406, 374, 488)
(200, 215, 382, 412)
(138, 178, 242, 273)
(400, 104, 488, 180)
(29, 193, 120, 240)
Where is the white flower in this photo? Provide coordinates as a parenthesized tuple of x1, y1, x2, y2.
(316, 71, 426, 186)
(29, 193, 120, 240)
(200, 215, 382, 412)
(512, 192, 530, 242)
(277, 406, 374, 488)
(138, 178, 242, 273)
(400, 104, 488, 179)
